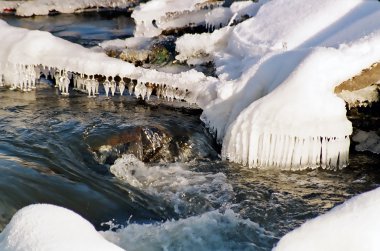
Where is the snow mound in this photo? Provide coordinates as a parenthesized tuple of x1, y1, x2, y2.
(352, 130, 380, 154)
(274, 187, 380, 251)
(0, 204, 124, 251)
(180, 0, 380, 170)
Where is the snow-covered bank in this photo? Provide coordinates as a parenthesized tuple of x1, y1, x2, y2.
(0, 204, 123, 251)
(0, 0, 138, 16)
(274, 187, 380, 251)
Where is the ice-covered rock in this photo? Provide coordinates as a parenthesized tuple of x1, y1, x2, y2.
(274, 187, 380, 251)
(0, 204, 124, 251)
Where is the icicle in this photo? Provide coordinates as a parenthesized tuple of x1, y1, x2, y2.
(156, 84, 162, 99)
(110, 78, 116, 96)
(85, 76, 92, 97)
(128, 81, 134, 96)
(146, 83, 153, 100)
(119, 79, 125, 96)
(103, 78, 110, 97)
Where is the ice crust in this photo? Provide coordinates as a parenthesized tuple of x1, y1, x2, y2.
(274, 187, 380, 251)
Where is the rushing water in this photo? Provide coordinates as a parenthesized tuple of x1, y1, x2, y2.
(0, 12, 380, 250)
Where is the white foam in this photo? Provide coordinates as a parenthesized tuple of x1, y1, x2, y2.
(110, 154, 234, 216)
(101, 209, 275, 251)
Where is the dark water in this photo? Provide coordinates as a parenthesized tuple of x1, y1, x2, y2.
(1, 13, 380, 250)
(0, 11, 135, 47)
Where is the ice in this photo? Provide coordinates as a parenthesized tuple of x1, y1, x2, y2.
(274, 187, 380, 251)
(0, 204, 124, 251)
(0, 20, 214, 104)
(352, 130, 380, 154)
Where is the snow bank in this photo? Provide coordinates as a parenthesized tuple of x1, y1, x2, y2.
(0, 0, 137, 17)
(0, 20, 217, 105)
(132, 0, 257, 37)
(352, 130, 380, 154)
(0, 204, 123, 251)
(274, 187, 380, 251)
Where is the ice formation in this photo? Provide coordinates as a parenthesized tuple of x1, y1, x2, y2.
(132, 0, 257, 37)
(0, 19, 216, 105)
(352, 130, 380, 154)
(0, 0, 138, 16)
(177, 0, 380, 170)
(274, 187, 380, 251)
(0, 204, 124, 251)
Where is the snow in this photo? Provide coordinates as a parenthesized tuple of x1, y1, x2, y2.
(0, 0, 137, 17)
(132, 0, 257, 37)
(338, 85, 379, 109)
(352, 130, 380, 154)
(178, 0, 380, 169)
(0, 204, 124, 251)
(274, 187, 380, 251)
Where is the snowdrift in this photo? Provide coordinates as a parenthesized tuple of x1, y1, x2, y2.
(0, 19, 216, 105)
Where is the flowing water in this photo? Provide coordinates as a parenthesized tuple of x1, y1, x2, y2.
(0, 12, 380, 250)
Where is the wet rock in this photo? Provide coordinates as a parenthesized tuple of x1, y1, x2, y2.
(93, 125, 200, 164)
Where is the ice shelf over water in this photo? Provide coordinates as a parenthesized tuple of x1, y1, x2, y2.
(0, 19, 217, 105)
(2, 0, 380, 170)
